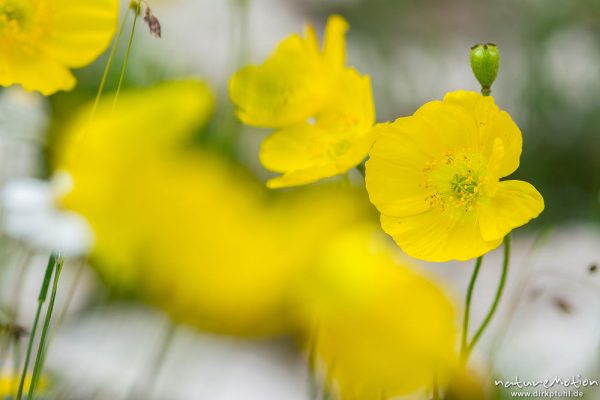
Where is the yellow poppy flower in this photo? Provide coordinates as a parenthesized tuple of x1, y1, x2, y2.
(56, 80, 373, 336)
(293, 225, 457, 399)
(229, 15, 375, 188)
(0, 0, 118, 95)
(366, 91, 544, 262)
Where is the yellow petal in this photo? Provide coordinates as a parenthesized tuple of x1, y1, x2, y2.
(319, 68, 374, 132)
(262, 129, 373, 189)
(478, 180, 544, 241)
(413, 96, 479, 154)
(303, 23, 320, 57)
(366, 121, 433, 217)
(294, 226, 458, 398)
(442, 91, 523, 178)
(266, 163, 339, 189)
(322, 14, 348, 68)
(381, 210, 502, 262)
(260, 68, 375, 188)
(229, 34, 331, 128)
(260, 124, 329, 173)
(40, 0, 118, 67)
(0, 46, 75, 95)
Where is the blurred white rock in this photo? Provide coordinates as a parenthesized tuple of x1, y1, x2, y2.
(492, 224, 600, 396)
(0, 176, 94, 258)
(47, 304, 311, 400)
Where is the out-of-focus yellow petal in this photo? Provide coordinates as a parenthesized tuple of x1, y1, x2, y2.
(231, 14, 374, 187)
(260, 68, 375, 188)
(0, 374, 46, 398)
(40, 0, 118, 67)
(265, 163, 339, 189)
(0, 45, 76, 95)
(59, 80, 214, 166)
(0, 0, 118, 94)
(260, 124, 328, 173)
(322, 14, 348, 68)
(319, 69, 374, 133)
(57, 81, 376, 336)
(229, 34, 331, 128)
(57, 80, 217, 288)
(478, 180, 544, 242)
(293, 226, 458, 398)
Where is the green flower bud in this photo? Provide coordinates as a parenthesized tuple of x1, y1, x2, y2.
(470, 43, 499, 96)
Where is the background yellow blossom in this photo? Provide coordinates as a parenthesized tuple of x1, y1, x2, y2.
(56, 80, 375, 335)
(230, 15, 375, 188)
(0, 0, 118, 95)
(292, 225, 458, 399)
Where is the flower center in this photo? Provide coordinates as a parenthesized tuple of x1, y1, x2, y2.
(0, 0, 33, 37)
(422, 151, 485, 212)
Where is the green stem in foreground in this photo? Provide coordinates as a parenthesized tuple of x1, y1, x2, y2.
(15, 254, 57, 400)
(27, 256, 63, 400)
(129, 322, 176, 400)
(467, 235, 511, 356)
(460, 256, 483, 362)
(112, 1, 141, 112)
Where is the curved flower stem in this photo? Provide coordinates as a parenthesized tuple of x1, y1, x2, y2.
(112, 1, 141, 112)
(467, 234, 511, 356)
(460, 256, 483, 363)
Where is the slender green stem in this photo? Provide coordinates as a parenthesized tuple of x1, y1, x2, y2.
(467, 235, 511, 355)
(89, 8, 131, 124)
(16, 254, 57, 400)
(15, 303, 42, 400)
(112, 2, 141, 112)
(129, 322, 176, 400)
(27, 257, 64, 400)
(53, 260, 85, 335)
(460, 256, 483, 362)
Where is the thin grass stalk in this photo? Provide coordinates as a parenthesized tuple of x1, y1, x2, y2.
(27, 256, 64, 400)
(15, 253, 57, 400)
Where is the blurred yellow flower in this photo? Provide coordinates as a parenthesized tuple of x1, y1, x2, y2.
(293, 225, 457, 399)
(229, 15, 375, 188)
(56, 80, 373, 336)
(0, 374, 46, 397)
(0, 0, 118, 95)
(366, 91, 544, 262)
